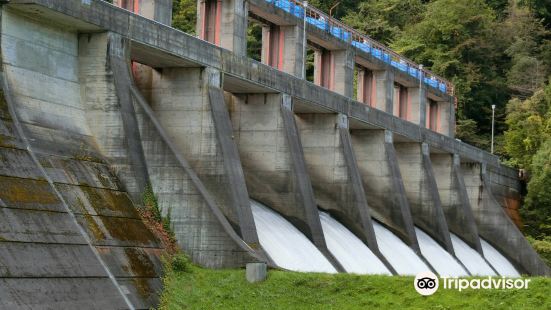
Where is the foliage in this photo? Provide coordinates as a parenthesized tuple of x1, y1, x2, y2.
(502, 4, 550, 93)
(171, 254, 194, 273)
(160, 266, 551, 309)
(306, 0, 359, 19)
(456, 118, 490, 149)
(247, 23, 263, 61)
(392, 0, 509, 136)
(527, 236, 551, 268)
(504, 84, 551, 169)
(504, 82, 551, 240)
(172, 0, 197, 35)
(342, 0, 425, 44)
(143, 184, 162, 222)
(519, 0, 551, 27)
(141, 185, 177, 250)
(522, 140, 551, 238)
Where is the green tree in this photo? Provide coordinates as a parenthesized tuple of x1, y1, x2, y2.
(306, 0, 359, 19)
(172, 0, 197, 35)
(342, 0, 425, 44)
(392, 0, 510, 147)
(523, 140, 551, 238)
(504, 84, 551, 169)
(519, 0, 551, 28)
(502, 4, 550, 93)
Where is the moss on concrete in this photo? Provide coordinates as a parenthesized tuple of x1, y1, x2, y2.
(78, 185, 139, 218)
(0, 177, 59, 206)
(124, 247, 157, 277)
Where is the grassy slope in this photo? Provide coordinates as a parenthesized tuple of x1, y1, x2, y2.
(160, 265, 551, 310)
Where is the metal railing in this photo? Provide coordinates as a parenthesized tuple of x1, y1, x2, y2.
(265, 0, 454, 96)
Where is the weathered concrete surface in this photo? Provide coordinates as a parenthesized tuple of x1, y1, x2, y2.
(431, 153, 483, 254)
(128, 62, 265, 266)
(295, 112, 397, 273)
(349, 129, 419, 252)
(295, 113, 379, 250)
(260, 22, 305, 77)
(114, 0, 173, 25)
(208, 85, 260, 244)
(373, 70, 394, 113)
(0, 8, 165, 308)
(407, 82, 427, 127)
(228, 92, 343, 271)
(462, 162, 551, 276)
(79, 31, 149, 201)
(394, 142, 454, 254)
(487, 165, 523, 227)
(196, 0, 248, 56)
(132, 57, 265, 266)
(246, 262, 267, 283)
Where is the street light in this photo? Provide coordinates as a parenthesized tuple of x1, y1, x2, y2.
(301, 1, 308, 80)
(491, 104, 496, 154)
(329, 1, 341, 19)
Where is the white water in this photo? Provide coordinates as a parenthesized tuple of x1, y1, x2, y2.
(251, 201, 337, 273)
(372, 221, 429, 275)
(481, 239, 520, 277)
(415, 228, 469, 277)
(450, 234, 496, 276)
(319, 212, 391, 275)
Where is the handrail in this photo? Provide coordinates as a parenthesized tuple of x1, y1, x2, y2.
(266, 0, 454, 96)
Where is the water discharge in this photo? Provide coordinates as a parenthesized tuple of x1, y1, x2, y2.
(415, 228, 468, 277)
(250, 200, 520, 277)
(251, 201, 337, 273)
(450, 234, 496, 276)
(481, 239, 520, 277)
(319, 212, 391, 275)
(372, 221, 428, 275)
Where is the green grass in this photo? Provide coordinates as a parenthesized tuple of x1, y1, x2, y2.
(160, 262, 551, 310)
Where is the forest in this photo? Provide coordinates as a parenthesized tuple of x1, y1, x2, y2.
(170, 0, 551, 263)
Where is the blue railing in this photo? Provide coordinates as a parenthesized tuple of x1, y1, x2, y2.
(264, 0, 453, 95)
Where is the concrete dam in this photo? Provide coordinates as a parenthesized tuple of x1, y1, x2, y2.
(0, 0, 549, 308)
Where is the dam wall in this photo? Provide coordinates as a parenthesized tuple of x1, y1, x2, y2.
(0, 8, 164, 309)
(0, 1, 549, 308)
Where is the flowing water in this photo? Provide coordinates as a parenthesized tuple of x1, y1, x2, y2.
(372, 221, 429, 275)
(415, 228, 468, 277)
(251, 201, 337, 273)
(481, 239, 520, 277)
(450, 234, 496, 276)
(319, 212, 391, 275)
(250, 200, 520, 277)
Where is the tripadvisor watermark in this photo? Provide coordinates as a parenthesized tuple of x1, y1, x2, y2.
(414, 271, 531, 296)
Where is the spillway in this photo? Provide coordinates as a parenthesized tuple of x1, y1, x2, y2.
(450, 234, 496, 276)
(319, 212, 391, 275)
(481, 239, 520, 277)
(372, 221, 429, 275)
(415, 228, 468, 276)
(251, 201, 337, 273)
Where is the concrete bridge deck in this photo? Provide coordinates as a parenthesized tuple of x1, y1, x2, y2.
(10, 0, 500, 167)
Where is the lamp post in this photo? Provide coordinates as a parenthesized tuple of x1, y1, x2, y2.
(329, 1, 341, 18)
(419, 64, 424, 127)
(301, 1, 308, 79)
(491, 104, 496, 154)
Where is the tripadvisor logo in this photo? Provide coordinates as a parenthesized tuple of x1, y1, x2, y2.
(414, 272, 531, 296)
(414, 272, 439, 296)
